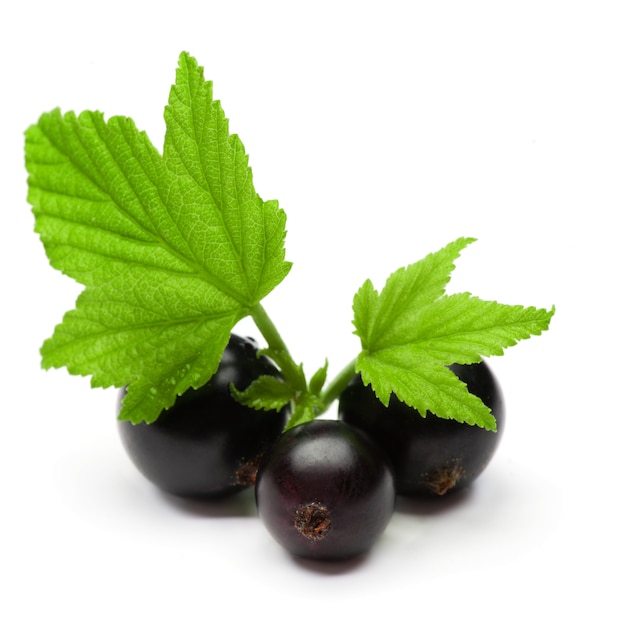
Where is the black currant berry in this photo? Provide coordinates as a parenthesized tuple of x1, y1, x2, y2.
(118, 334, 289, 498)
(338, 361, 505, 497)
(255, 419, 395, 560)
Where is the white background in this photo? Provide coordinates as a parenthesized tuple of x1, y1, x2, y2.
(2, 1, 624, 624)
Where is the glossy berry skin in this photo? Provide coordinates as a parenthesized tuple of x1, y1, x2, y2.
(118, 334, 289, 499)
(338, 361, 505, 497)
(255, 419, 395, 561)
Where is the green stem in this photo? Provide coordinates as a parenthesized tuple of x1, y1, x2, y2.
(250, 303, 306, 391)
(251, 302, 358, 420)
(318, 357, 358, 414)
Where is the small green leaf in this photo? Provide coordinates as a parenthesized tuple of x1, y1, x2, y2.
(309, 361, 329, 396)
(284, 394, 322, 431)
(353, 238, 555, 429)
(230, 376, 293, 412)
(25, 52, 291, 424)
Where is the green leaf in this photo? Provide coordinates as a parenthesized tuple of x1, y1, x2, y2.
(163, 53, 291, 303)
(279, 361, 329, 430)
(25, 52, 291, 424)
(354, 237, 475, 350)
(230, 376, 293, 412)
(308, 360, 329, 396)
(284, 394, 324, 431)
(353, 238, 555, 429)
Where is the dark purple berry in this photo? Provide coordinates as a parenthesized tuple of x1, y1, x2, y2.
(118, 334, 289, 498)
(255, 419, 395, 560)
(338, 361, 505, 497)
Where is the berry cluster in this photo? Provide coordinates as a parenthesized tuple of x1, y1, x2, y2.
(119, 333, 504, 561)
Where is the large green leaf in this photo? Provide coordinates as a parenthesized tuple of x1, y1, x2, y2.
(25, 52, 291, 424)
